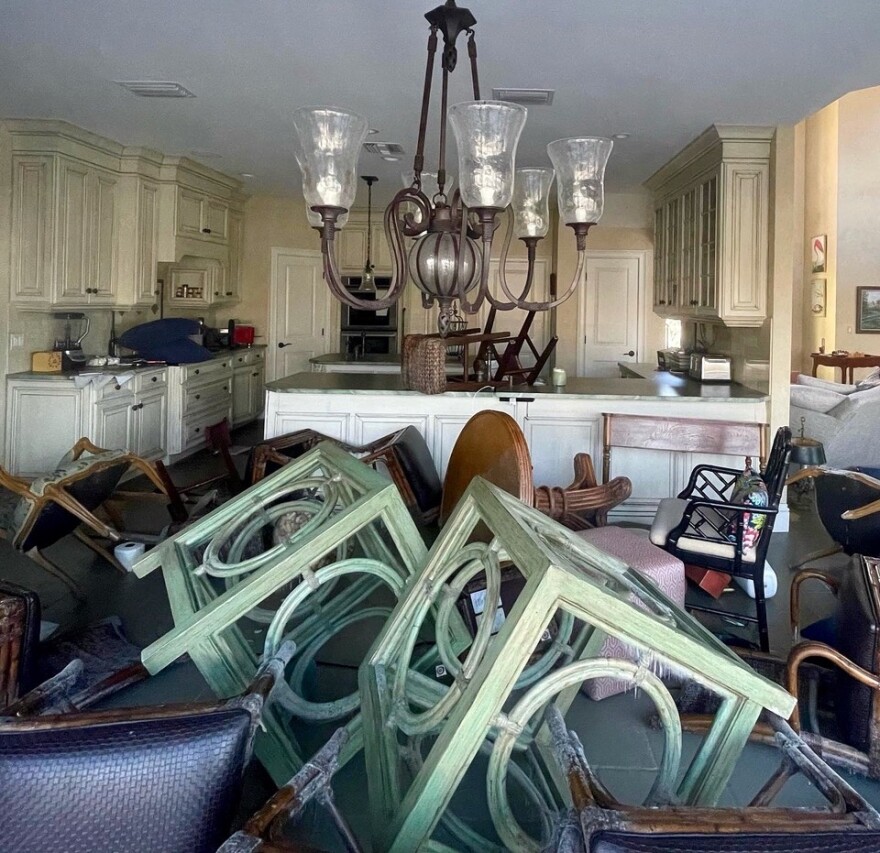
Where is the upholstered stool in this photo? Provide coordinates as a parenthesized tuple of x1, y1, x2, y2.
(576, 526, 686, 700)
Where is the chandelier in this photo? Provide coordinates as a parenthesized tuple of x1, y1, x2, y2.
(293, 0, 612, 335)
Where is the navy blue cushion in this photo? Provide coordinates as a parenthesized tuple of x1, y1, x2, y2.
(119, 319, 213, 364)
(802, 615, 839, 646)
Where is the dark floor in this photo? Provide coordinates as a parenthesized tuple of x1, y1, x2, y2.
(3, 427, 880, 850)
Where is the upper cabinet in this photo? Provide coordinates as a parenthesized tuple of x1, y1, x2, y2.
(336, 212, 395, 274)
(645, 125, 773, 327)
(2, 121, 246, 310)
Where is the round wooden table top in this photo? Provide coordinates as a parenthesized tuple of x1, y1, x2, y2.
(440, 410, 534, 526)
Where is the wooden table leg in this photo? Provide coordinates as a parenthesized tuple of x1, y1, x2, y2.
(811, 356, 819, 377)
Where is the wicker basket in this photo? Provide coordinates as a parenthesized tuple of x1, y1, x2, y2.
(401, 334, 426, 387)
(407, 338, 447, 394)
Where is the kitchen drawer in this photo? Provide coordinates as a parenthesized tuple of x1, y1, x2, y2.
(95, 378, 136, 402)
(180, 357, 231, 385)
(183, 376, 231, 417)
(181, 405, 230, 453)
(134, 369, 167, 393)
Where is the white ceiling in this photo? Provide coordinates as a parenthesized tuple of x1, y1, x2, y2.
(4, 1, 880, 205)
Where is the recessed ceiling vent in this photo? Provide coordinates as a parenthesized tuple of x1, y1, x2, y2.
(115, 81, 196, 98)
(363, 141, 406, 157)
(492, 87, 555, 106)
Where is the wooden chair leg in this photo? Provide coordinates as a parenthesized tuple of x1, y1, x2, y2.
(26, 547, 85, 602)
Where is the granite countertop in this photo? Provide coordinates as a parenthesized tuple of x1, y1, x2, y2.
(267, 369, 768, 401)
(310, 353, 402, 365)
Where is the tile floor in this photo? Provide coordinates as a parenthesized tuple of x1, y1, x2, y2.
(3, 431, 880, 849)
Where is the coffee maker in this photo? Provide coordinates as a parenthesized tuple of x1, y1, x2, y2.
(52, 312, 90, 371)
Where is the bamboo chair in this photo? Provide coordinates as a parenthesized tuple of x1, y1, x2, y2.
(546, 705, 880, 852)
(0, 437, 170, 597)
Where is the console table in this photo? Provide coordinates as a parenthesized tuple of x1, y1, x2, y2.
(811, 352, 880, 383)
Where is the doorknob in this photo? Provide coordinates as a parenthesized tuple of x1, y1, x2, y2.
(277, 342, 290, 348)
(623, 350, 635, 357)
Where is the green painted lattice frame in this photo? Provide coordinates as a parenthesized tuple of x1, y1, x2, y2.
(134, 441, 447, 783)
(359, 477, 797, 853)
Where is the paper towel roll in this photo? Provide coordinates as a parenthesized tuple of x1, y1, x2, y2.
(114, 541, 145, 572)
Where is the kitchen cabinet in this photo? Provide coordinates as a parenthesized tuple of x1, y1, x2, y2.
(231, 349, 265, 426)
(166, 257, 227, 309)
(5, 367, 167, 477)
(646, 125, 772, 327)
(336, 212, 395, 274)
(3, 121, 245, 309)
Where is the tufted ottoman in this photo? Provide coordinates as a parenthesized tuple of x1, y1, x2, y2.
(575, 526, 686, 700)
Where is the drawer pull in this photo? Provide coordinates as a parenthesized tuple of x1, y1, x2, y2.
(195, 394, 201, 400)
(238, 357, 244, 363)
(223, 386, 228, 392)
(151, 376, 158, 382)
(221, 362, 227, 368)
(114, 384, 121, 391)
(131, 403, 138, 411)
(252, 371, 259, 377)
(226, 291, 233, 296)
(194, 369, 200, 375)
(202, 227, 212, 234)
(195, 427, 201, 433)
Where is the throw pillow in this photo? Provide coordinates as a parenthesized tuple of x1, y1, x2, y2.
(856, 366, 880, 390)
(790, 384, 847, 413)
(796, 374, 858, 394)
(725, 467, 769, 556)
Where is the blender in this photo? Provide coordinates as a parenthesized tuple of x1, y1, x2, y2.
(52, 312, 90, 371)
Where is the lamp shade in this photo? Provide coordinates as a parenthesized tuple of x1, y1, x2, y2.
(512, 167, 555, 239)
(547, 137, 613, 225)
(292, 107, 368, 212)
(790, 438, 827, 466)
(448, 100, 526, 210)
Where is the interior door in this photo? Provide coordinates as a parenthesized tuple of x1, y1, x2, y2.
(270, 249, 336, 380)
(579, 253, 644, 377)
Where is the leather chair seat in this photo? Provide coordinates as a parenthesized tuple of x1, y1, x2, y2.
(590, 830, 880, 852)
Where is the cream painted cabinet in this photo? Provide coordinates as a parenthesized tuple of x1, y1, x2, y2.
(54, 160, 118, 306)
(218, 208, 244, 304)
(646, 125, 772, 327)
(115, 178, 160, 307)
(175, 186, 228, 244)
(10, 155, 55, 304)
(335, 213, 394, 273)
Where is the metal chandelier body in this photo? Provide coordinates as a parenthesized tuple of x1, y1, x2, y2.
(293, 0, 612, 335)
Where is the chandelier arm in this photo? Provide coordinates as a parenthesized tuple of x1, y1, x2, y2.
(467, 31, 480, 99)
(437, 61, 449, 196)
(487, 209, 538, 311)
(457, 209, 500, 315)
(414, 25, 439, 179)
(502, 247, 585, 312)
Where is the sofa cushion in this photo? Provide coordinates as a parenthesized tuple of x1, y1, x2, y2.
(790, 385, 848, 413)
(796, 374, 858, 394)
(830, 382, 880, 419)
(856, 366, 880, 390)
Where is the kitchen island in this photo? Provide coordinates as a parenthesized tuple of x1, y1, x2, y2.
(265, 370, 776, 527)
(309, 352, 461, 374)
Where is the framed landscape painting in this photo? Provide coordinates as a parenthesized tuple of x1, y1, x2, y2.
(857, 286, 880, 333)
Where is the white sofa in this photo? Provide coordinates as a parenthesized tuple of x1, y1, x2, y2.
(790, 373, 880, 469)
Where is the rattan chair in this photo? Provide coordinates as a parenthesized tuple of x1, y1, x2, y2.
(0, 438, 171, 597)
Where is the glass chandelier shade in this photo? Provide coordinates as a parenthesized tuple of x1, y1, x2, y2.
(292, 107, 369, 211)
(400, 170, 453, 199)
(408, 231, 481, 301)
(547, 136, 613, 225)
(512, 167, 555, 239)
(449, 101, 526, 210)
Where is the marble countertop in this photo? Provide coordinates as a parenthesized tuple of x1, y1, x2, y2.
(267, 368, 768, 401)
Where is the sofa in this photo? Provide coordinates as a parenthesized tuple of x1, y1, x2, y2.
(790, 370, 880, 468)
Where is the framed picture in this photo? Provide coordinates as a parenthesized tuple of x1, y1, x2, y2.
(811, 234, 827, 273)
(810, 276, 826, 316)
(857, 287, 880, 333)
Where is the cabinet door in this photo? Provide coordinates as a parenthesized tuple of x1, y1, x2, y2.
(371, 224, 393, 272)
(225, 209, 243, 301)
(168, 267, 211, 307)
(89, 171, 118, 303)
(232, 367, 251, 426)
(519, 406, 601, 488)
(176, 188, 204, 237)
(55, 160, 91, 303)
(204, 199, 228, 241)
(337, 226, 368, 272)
(680, 187, 699, 311)
(698, 174, 718, 312)
(210, 263, 227, 302)
(248, 365, 265, 420)
(652, 205, 668, 311)
(663, 197, 681, 310)
(134, 390, 166, 458)
(94, 397, 134, 451)
(136, 181, 159, 304)
(11, 156, 54, 304)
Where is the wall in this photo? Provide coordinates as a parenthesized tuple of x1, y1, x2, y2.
(836, 87, 880, 364)
(552, 191, 661, 374)
(799, 100, 839, 375)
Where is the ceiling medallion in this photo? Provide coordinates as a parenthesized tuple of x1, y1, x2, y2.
(293, 0, 612, 335)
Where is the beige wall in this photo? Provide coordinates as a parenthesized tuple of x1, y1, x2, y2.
(799, 100, 839, 376)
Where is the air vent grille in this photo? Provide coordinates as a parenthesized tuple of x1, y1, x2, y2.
(492, 88, 555, 105)
(363, 141, 406, 156)
(116, 81, 196, 98)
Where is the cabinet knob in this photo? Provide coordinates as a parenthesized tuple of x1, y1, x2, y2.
(223, 386, 228, 392)
(151, 376, 157, 382)
(202, 227, 212, 234)
(252, 371, 259, 377)
(214, 291, 220, 296)
(658, 300, 666, 306)
(195, 394, 201, 400)
(195, 427, 201, 433)
(114, 384, 121, 390)
(194, 369, 200, 375)
(132, 403, 138, 411)
(237, 357, 244, 363)
(226, 291, 233, 296)
(221, 362, 227, 368)
(690, 299, 698, 306)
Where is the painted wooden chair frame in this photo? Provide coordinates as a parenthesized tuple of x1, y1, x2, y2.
(359, 477, 795, 853)
(136, 441, 465, 784)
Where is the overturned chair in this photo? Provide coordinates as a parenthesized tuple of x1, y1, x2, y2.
(0, 438, 170, 598)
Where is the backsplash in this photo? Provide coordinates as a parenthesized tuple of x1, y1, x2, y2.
(683, 320, 771, 393)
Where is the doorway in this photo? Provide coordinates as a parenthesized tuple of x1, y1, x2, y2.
(577, 251, 647, 378)
(269, 248, 337, 380)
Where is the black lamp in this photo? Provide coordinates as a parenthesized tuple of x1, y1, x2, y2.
(790, 416, 827, 466)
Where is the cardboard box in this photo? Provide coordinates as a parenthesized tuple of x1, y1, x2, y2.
(31, 351, 62, 373)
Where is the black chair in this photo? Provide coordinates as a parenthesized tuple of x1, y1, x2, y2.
(649, 426, 792, 651)
(0, 642, 294, 853)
